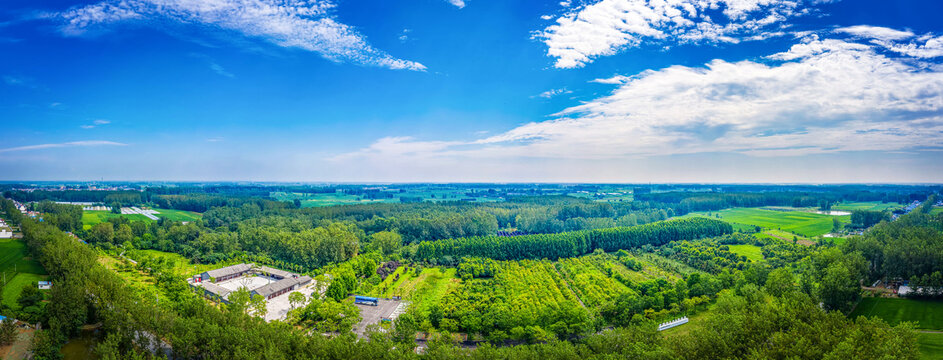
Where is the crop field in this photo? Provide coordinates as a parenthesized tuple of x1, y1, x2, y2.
(436, 259, 585, 333)
(0, 238, 48, 310)
(849, 297, 943, 330)
(370, 267, 459, 318)
(556, 255, 634, 308)
(919, 332, 943, 360)
(930, 207, 943, 216)
(152, 208, 202, 222)
(831, 201, 902, 212)
(727, 245, 763, 261)
(82, 210, 155, 229)
(687, 207, 848, 237)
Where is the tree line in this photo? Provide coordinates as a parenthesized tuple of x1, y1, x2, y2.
(415, 218, 732, 261)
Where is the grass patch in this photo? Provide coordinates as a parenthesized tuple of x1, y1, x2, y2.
(727, 244, 763, 262)
(151, 208, 202, 222)
(918, 332, 943, 360)
(404, 268, 460, 318)
(0, 237, 48, 310)
(832, 201, 902, 212)
(82, 211, 155, 229)
(1, 273, 47, 310)
(849, 297, 943, 330)
(131, 249, 218, 277)
(686, 207, 847, 237)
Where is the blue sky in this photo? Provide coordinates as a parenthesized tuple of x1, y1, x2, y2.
(1, 0, 942, 182)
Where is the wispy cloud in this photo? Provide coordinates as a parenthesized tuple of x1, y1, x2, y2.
(3, 75, 39, 88)
(835, 25, 914, 41)
(534, 87, 572, 99)
(80, 119, 111, 129)
(0, 141, 127, 153)
(55, 0, 425, 71)
(190, 53, 235, 78)
(536, 0, 832, 68)
(446, 0, 466, 9)
(341, 29, 943, 163)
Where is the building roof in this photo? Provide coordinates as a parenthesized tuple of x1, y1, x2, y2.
(203, 263, 253, 279)
(256, 266, 296, 279)
(200, 282, 232, 298)
(252, 276, 311, 298)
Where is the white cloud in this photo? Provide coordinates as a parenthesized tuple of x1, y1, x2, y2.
(534, 87, 572, 99)
(81, 119, 111, 129)
(340, 34, 943, 164)
(0, 141, 127, 153)
(446, 0, 466, 8)
(591, 75, 631, 84)
(56, 0, 425, 71)
(835, 25, 914, 41)
(536, 0, 829, 68)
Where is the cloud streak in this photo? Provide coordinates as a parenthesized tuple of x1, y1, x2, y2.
(55, 0, 425, 71)
(0, 141, 127, 153)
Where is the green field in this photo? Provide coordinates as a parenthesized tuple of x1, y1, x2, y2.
(0, 238, 49, 310)
(849, 297, 943, 330)
(918, 332, 943, 360)
(368, 266, 459, 318)
(930, 207, 943, 216)
(687, 207, 848, 237)
(82, 210, 155, 229)
(152, 208, 202, 222)
(727, 244, 763, 261)
(832, 201, 902, 212)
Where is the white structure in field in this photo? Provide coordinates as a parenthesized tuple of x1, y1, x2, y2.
(657, 316, 689, 331)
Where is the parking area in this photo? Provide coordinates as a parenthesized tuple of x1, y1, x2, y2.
(352, 299, 405, 336)
(264, 285, 317, 322)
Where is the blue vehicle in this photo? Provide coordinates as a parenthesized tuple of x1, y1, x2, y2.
(354, 295, 379, 306)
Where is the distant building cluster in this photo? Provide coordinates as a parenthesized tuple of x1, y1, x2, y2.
(0, 218, 12, 238)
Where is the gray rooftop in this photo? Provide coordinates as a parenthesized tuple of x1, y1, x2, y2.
(203, 263, 253, 279)
(252, 276, 312, 298)
(200, 282, 232, 298)
(256, 266, 296, 279)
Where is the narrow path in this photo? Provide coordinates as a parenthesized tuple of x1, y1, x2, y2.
(552, 265, 587, 309)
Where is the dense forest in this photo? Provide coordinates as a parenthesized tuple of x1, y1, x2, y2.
(0, 185, 939, 359)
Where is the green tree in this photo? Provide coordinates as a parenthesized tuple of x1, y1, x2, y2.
(764, 268, 795, 297)
(0, 316, 17, 346)
(250, 294, 268, 317)
(370, 231, 402, 256)
(819, 263, 860, 313)
(114, 224, 133, 244)
(88, 222, 114, 244)
(289, 291, 306, 310)
(227, 287, 251, 315)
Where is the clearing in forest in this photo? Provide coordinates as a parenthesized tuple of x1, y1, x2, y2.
(918, 332, 943, 360)
(831, 201, 902, 212)
(0, 237, 48, 310)
(687, 207, 847, 237)
(727, 245, 763, 262)
(849, 297, 943, 330)
(370, 266, 460, 318)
